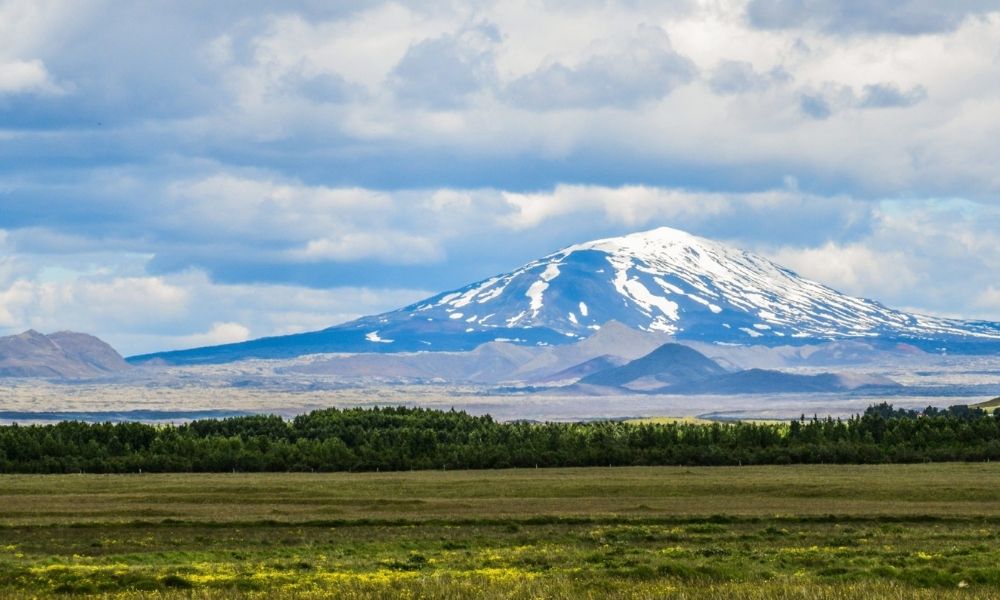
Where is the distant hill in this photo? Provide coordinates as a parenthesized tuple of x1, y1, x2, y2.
(976, 397, 1000, 410)
(580, 343, 727, 387)
(574, 341, 899, 395)
(0, 330, 130, 378)
(665, 369, 883, 394)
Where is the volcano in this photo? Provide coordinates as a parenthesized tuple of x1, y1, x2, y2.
(130, 227, 1000, 364)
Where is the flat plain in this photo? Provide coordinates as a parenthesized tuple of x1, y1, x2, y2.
(1, 464, 1000, 598)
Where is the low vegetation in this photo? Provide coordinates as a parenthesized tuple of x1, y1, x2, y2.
(1, 403, 999, 473)
(4, 405, 998, 596)
(1, 464, 999, 598)
(975, 396, 1000, 409)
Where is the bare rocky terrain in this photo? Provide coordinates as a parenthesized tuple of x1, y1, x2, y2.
(1, 322, 997, 425)
(0, 330, 130, 378)
(1, 339, 997, 424)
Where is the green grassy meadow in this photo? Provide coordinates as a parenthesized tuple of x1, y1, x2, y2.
(2, 464, 999, 598)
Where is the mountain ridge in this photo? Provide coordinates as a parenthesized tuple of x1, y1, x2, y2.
(130, 227, 1000, 365)
(568, 341, 901, 395)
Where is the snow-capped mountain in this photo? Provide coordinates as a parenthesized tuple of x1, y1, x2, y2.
(131, 227, 1000, 364)
(389, 227, 1000, 342)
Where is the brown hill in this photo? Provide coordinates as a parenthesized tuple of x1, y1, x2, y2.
(0, 330, 130, 378)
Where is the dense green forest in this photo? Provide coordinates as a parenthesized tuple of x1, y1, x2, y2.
(1, 404, 999, 473)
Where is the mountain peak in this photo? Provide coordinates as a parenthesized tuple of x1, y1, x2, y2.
(569, 227, 725, 263)
(16, 329, 48, 339)
(578, 226, 701, 248)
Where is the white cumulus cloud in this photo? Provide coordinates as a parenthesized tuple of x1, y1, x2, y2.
(291, 233, 444, 264)
(0, 58, 62, 94)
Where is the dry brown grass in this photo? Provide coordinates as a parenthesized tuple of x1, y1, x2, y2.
(3, 463, 1000, 525)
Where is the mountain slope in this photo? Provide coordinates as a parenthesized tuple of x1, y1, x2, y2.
(130, 227, 1000, 364)
(280, 320, 669, 384)
(534, 355, 630, 384)
(0, 330, 130, 378)
(286, 341, 542, 383)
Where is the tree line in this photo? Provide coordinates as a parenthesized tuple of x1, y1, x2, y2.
(0, 403, 998, 474)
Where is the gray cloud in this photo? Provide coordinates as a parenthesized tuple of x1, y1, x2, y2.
(390, 22, 501, 109)
(283, 71, 361, 105)
(799, 81, 928, 119)
(2, 1, 995, 198)
(858, 83, 928, 108)
(746, 0, 998, 35)
(708, 60, 790, 95)
(505, 24, 696, 110)
(799, 93, 832, 119)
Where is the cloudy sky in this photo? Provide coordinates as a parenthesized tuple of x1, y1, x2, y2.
(2, 0, 1000, 355)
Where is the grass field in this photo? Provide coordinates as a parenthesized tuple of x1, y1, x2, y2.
(2, 464, 999, 598)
